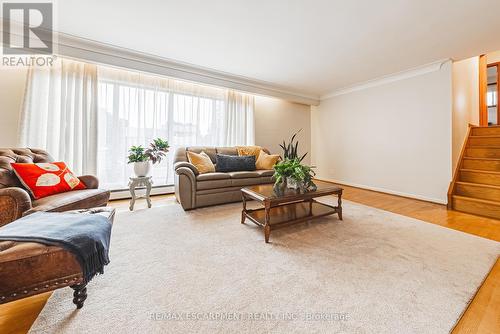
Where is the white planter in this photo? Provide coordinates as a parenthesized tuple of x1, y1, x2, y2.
(286, 177, 302, 190)
(134, 161, 152, 177)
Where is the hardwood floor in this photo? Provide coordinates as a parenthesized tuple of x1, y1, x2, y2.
(0, 293, 50, 334)
(0, 185, 498, 334)
(328, 184, 500, 334)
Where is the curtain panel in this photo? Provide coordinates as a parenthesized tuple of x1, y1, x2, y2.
(19, 58, 98, 176)
(20, 58, 255, 190)
(224, 90, 255, 146)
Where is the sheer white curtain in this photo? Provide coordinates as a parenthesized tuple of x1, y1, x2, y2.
(20, 58, 255, 190)
(96, 66, 255, 189)
(224, 90, 255, 146)
(19, 58, 98, 175)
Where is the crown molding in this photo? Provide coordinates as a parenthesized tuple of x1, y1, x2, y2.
(55, 33, 320, 106)
(0, 20, 319, 105)
(320, 59, 451, 100)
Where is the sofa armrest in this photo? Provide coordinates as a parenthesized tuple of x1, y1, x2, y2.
(78, 175, 99, 189)
(0, 187, 32, 227)
(174, 167, 197, 210)
(174, 162, 200, 176)
(175, 166, 197, 183)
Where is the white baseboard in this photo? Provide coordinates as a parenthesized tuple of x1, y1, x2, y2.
(109, 185, 174, 200)
(315, 176, 447, 205)
(108, 179, 446, 204)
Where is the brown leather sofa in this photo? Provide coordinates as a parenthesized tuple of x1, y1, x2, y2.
(174, 146, 275, 210)
(0, 148, 110, 227)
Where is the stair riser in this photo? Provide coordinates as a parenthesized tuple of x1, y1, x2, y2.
(462, 159, 500, 171)
(468, 137, 500, 146)
(455, 184, 500, 202)
(471, 127, 500, 136)
(465, 148, 500, 158)
(460, 171, 500, 186)
(452, 197, 500, 220)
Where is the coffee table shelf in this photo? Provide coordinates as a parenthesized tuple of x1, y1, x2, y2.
(245, 201, 338, 228)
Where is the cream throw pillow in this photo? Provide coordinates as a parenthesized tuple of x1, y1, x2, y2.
(187, 151, 215, 174)
(256, 150, 280, 170)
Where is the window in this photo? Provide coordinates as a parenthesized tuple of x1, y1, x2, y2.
(487, 85, 497, 107)
(96, 68, 228, 190)
(19, 58, 255, 192)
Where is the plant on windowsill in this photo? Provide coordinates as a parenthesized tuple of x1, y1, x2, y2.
(127, 138, 170, 177)
(273, 130, 316, 191)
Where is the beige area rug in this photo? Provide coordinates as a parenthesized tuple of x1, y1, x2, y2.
(29, 198, 499, 334)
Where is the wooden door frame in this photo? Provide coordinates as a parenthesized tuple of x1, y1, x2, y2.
(479, 55, 488, 126)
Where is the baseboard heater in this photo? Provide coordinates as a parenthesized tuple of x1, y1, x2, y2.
(109, 185, 174, 200)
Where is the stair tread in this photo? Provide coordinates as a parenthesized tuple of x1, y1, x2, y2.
(467, 146, 500, 149)
(455, 181, 500, 190)
(463, 157, 500, 161)
(470, 135, 500, 138)
(453, 195, 500, 206)
(460, 169, 500, 175)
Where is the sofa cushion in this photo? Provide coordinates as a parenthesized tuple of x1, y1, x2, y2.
(228, 171, 261, 179)
(197, 179, 232, 190)
(196, 186, 242, 195)
(260, 176, 274, 184)
(196, 172, 230, 181)
(196, 172, 232, 190)
(254, 170, 274, 177)
(231, 177, 265, 187)
(29, 189, 110, 214)
(216, 147, 238, 156)
(216, 154, 256, 172)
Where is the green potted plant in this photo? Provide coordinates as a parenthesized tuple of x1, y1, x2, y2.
(127, 138, 169, 177)
(274, 130, 316, 191)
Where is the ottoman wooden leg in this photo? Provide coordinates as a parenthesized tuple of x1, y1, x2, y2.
(71, 283, 87, 309)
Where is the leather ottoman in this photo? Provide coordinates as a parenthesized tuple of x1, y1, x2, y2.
(0, 207, 115, 308)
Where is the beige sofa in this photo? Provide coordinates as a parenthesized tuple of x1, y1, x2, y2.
(174, 146, 274, 210)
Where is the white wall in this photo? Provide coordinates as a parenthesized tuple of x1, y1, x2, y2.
(0, 68, 27, 147)
(452, 57, 479, 171)
(311, 62, 452, 203)
(254, 96, 311, 164)
(487, 50, 500, 64)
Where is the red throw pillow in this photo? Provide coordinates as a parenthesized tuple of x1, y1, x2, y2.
(11, 162, 86, 199)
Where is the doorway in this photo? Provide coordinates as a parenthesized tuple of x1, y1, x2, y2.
(480, 54, 500, 126)
(486, 63, 499, 125)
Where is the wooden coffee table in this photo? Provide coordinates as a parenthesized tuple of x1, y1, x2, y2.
(241, 180, 343, 243)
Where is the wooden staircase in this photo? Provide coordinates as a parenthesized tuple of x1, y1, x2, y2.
(448, 125, 500, 220)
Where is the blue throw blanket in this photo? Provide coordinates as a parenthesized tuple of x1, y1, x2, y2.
(0, 211, 112, 284)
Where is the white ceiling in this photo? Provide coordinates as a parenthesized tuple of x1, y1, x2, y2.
(57, 0, 500, 98)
